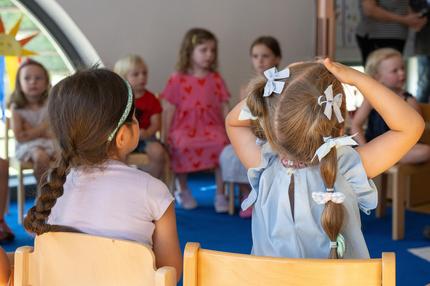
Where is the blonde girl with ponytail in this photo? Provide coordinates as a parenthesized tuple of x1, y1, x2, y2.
(226, 59, 424, 258)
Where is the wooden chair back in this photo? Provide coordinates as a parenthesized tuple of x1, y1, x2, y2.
(418, 103, 430, 144)
(377, 103, 430, 239)
(14, 232, 176, 286)
(183, 242, 395, 286)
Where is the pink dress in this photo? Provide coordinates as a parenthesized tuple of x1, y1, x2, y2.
(161, 72, 230, 173)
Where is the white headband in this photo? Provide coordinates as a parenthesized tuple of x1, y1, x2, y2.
(317, 84, 344, 123)
(262, 67, 290, 97)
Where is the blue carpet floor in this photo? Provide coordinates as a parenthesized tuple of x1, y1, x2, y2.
(2, 172, 430, 285)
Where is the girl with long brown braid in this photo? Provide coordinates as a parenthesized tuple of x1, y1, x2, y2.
(226, 59, 424, 258)
(23, 69, 182, 280)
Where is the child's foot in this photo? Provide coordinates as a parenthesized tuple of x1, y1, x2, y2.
(214, 193, 229, 213)
(174, 190, 197, 210)
(424, 225, 430, 240)
(239, 207, 253, 219)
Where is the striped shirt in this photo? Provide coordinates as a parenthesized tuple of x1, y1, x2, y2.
(356, 0, 409, 40)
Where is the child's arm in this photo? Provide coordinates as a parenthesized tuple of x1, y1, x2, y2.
(324, 59, 424, 178)
(140, 114, 161, 140)
(11, 108, 48, 142)
(362, 0, 426, 30)
(226, 99, 262, 169)
(350, 99, 372, 145)
(152, 203, 182, 282)
(161, 101, 175, 143)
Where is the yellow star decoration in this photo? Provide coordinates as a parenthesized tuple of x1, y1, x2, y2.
(0, 15, 38, 56)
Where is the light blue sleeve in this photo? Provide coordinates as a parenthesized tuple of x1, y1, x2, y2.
(241, 143, 276, 210)
(337, 146, 378, 215)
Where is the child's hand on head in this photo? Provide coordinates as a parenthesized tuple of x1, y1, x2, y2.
(322, 58, 365, 85)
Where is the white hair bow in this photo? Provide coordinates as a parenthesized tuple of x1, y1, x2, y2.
(318, 85, 344, 123)
(312, 190, 345, 204)
(238, 103, 257, 120)
(263, 67, 290, 97)
(313, 134, 358, 162)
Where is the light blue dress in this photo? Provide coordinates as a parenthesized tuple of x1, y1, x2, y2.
(241, 143, 377, 259)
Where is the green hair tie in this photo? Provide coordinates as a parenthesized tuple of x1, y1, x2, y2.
(329, 233, 346, 258)
(107, 81, 133, 142)
(336, 234, 346, 258)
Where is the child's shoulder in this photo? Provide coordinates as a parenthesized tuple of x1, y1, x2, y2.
(336, 145, 359, 159)
(93, 161, 170, 195)
(336, 145, 362, 168)
(143, 89, 157, 99)
(168, 72, 185, 81)
(94, 161, 155, 182)
(335, 145, 371, 183)
(209, 71, 224, 80)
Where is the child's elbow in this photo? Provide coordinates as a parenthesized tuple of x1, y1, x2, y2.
(416, 116, 425, 138)
(411, 115, 425, 142)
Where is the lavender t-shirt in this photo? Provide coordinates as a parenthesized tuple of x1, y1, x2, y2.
(48, 160, 173, 246)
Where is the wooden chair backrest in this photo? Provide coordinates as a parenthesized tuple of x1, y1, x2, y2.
(183, 242, 395, 286)
(419, 103, 430, 145)
(14, 232, 176, 286)
(4, 111, 11, 159)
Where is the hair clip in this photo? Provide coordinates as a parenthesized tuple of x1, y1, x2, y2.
(312, 134, 358, 162)
(262, 67, 290, 97)
(317, 84, 344, 123)
(191, 34, 198, 45)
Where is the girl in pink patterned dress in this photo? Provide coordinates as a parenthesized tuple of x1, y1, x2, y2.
(161, 28, 230, 211)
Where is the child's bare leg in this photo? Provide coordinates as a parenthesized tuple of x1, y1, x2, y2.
(214, 167, 224, 195)
(31, 148, 50, 185)
(239, 183, 251, 199)
(238, 183, 252, 218)
(399, 143, 430, 164)
(0, 159, 13, 240)
(214, 167, 228, 213)
(176, 173, 189, 192)
(144, 142, 166, 179)
(175, 172, 197, 209)
(0, 159, 8, 217)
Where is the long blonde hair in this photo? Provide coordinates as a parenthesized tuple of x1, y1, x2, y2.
(247, 62, 346, 259)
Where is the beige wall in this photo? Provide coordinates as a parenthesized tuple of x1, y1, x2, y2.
(47, 0, 316, 103)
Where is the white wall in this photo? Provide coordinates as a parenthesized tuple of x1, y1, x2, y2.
(45, 0, 316, 103)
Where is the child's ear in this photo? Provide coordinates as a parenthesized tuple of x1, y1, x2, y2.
(114, 125, 128, 149)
